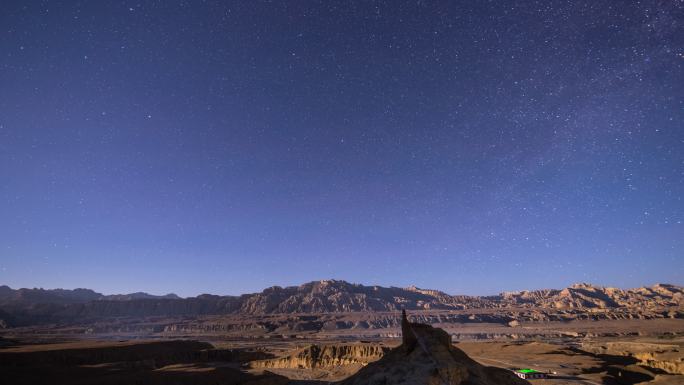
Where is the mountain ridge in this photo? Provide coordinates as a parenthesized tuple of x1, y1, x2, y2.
(0, 280, 681, 328)
(0, 285, 180, 304)
(3, 279, 680, 301)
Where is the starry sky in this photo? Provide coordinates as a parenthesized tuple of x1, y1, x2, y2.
(1, 1, 682, 297)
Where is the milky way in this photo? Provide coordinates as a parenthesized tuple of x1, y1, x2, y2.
(0, 1, 682, 296)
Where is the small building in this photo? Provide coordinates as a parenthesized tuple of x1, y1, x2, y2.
(514, 369, 547, 380)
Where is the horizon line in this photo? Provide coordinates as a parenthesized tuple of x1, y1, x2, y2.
(2, 279, 680, 300)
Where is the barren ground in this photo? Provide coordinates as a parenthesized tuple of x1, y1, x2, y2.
(1, 317, 682, 384)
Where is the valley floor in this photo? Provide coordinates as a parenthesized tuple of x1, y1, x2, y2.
(1, 318, 682, 385)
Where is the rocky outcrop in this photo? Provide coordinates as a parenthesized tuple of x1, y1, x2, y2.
(250, 343, 388, 369)
(340, 311, 529, 385)
(581, 341, 684, 375)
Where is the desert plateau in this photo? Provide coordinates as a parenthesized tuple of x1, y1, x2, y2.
(1, 280, 682, 384)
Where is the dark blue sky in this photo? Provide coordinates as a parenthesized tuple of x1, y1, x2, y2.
(1, 1, 682, 297)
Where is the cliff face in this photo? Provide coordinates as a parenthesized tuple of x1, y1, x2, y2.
(340, 312, 529, 385)
(250, 343, 388, 369)
(0, 280, 682, 327)
(581, 341, 684, 376)
(236, 280, 487, 314)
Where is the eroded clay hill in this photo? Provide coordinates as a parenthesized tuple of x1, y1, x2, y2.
(250, 343, 388, 370)
(340, 311, 530, 385)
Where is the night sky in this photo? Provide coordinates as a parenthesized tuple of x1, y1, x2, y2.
(1, 1, 682, 297)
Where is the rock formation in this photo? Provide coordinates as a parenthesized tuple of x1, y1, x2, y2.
(401, 309, 417, 350)
(249, 343, 388, 370)
(340, 311, 530, 385)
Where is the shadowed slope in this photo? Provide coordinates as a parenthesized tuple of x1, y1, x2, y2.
(340, 310, 530, 385)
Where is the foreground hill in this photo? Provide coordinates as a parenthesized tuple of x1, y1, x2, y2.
(0, 280, 681, 327)
(340, 311, 529, 385)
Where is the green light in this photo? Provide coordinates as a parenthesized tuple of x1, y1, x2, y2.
(517, 369, 541, 374)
